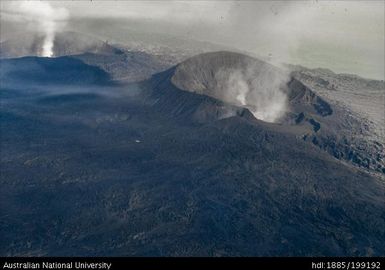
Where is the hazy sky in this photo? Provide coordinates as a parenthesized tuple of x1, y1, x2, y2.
(1, 0, 384, 80)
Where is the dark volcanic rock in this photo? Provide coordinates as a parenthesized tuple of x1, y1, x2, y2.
(287, 78, 333, 117)
(0, 56, 112, 86)
(0, 51, 384, 257)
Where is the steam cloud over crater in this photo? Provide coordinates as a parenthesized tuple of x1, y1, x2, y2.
(214, 65, 289, 122)
(3, 1, 69, 57)
(172, 52, 290, 123)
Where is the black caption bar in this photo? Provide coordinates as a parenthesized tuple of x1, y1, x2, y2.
(0, 257, 384, 270)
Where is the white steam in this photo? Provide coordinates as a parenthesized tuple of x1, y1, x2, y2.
(214, 64, 289, 123)
(3, 1, 69, 57)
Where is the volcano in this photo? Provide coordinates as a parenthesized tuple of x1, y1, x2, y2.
(0, 50, 384, 256)
(139, 52, 384, 173)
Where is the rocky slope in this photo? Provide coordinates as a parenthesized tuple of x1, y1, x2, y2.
(145, 52, 385, 175)
(1, 51, 384, 256)
(289, 65, 384, 142)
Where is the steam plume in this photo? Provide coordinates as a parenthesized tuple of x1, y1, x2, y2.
(215, 64, 289, 123)
(4, 1, 69, 57)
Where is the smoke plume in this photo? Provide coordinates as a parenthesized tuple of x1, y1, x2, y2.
(214, 64, 289, 123)
(3, 1, 69, 57)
